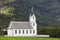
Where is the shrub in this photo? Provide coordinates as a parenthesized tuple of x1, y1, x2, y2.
(37, 27, 60, 38)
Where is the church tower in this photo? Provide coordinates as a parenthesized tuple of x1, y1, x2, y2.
(29, 7, 37, 30)
(29, 7, 37, 35)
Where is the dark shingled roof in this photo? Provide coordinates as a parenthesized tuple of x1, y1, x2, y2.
(8, 21, 33, 29)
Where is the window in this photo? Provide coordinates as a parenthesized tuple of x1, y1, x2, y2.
(26, 30, 28, 34)
(23, 30, 24, 34)
(15, 30, 17, 34)
(33, 17, 34, 19)
(33, 30, 35, 34)
(33, 23, 35, 26)
(19, 30, 21, 34)
(30, 30, 31, 34)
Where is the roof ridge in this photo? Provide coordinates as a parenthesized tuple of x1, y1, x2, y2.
(11, 21, 29, 23)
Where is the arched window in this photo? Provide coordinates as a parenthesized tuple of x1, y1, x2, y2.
(23, 30, 24, 34)
(33, 30, 35, 34)
(33, 16, 34, 19)
(30, 30, 32, 34)
(15, 30, 17, 34)
(26, 30, 28, 34)
(19, 30, 21, 34)
(33, 23, 35, 26)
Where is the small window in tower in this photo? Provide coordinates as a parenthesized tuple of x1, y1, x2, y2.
(33, 23, 35, 26)
(33, 17, 34, 19)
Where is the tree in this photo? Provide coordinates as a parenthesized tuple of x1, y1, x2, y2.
(1, 6, 15, 16)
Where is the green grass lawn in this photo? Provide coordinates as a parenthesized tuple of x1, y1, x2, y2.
(0, 36, 60, 40)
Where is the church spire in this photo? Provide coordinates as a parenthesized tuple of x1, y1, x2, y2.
(32, 6, 34, 13)
(31, 6, 34, 15)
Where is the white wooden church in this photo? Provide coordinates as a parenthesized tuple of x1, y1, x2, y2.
(7, 7, 37, 36)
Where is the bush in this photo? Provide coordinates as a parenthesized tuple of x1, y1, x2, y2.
(0, 30, 4, 36)
(37, 27, 60, 38)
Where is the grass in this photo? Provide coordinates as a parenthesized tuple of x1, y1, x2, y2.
(0, 36, 60, 40)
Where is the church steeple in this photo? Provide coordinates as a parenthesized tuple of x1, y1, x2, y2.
(29, 7, 37, 35)
(29, 7, 37, 27)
